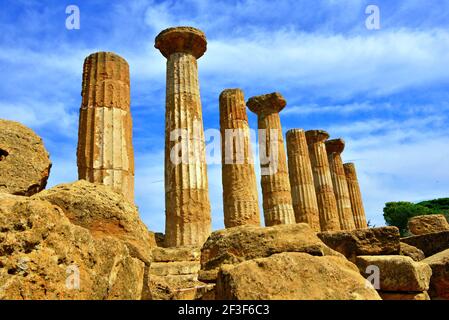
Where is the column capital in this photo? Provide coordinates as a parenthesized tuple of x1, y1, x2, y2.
(325, 138, 345, 155)
(305, 129, 329, 143)
(155, 26, 207, 59)
(219, 88, 244, 101)
(246, 92, 286, 115)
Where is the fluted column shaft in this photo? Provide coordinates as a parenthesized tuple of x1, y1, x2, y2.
(247, 93, 295, 226)
(220, 89, 260, 227)
(156, 27, 211, 247)
(326, 139, 356, 230)
(305, 130, 340, 231)
(344, 163, 368, 229)
(77, 51, 134, 202)
(286, 129, 320, 232)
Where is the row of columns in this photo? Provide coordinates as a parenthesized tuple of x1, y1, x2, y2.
(76, 26, 367, 248)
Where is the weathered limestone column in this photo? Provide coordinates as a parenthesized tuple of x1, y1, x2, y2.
(305, 130, 340, 231)
(247, 93, 295, 226)
(344, 162, 368, 229)
(220, 89, 260, 227)
(155, 27, 211, 247)
(286, 129, 320, 232)
(77, 51, 134, 202)
(325, 139, 356, 230)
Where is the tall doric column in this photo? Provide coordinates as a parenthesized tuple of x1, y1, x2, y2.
(344, 162, 368, 229)
(247, 93, 295, 226)
(155, 27, 211, 247)
(325, 139, 356, 230)
(286, 129, 321, 232)
(305, 130, 340, 231)
(77, 51, 134, 202)
(220, 89, 260, 227)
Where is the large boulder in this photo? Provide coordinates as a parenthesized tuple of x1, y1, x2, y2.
(215, 252, 381, 300)
(200, 224, 342, 277)
(0, 119, 51, 196)
(401, 231, 449, 257)
(355, 255, 432, 292)
(408, 214, 449, 235)
(0, 194, 145, 299)
(33, 180, 155, 264)
(422, 249, 449, 299)
(317, 227, 400, 262)
(400, 242, 425, 261)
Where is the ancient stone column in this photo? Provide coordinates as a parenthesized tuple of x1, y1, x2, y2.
(286, 129, 320, 232)
(305, 130, 340, 231)
(247, 93, 295, 226)
(325, 139, 356, 230)
(344, 162, 368, 229)
(220, 89, 261, 228)
(155, 27, 211, 247)
(77, 51, 134, 203)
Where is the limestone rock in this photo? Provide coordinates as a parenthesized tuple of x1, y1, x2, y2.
(379, 292, 430, 300)
(317, 227, 400, 262)
(0, 194, 145, 299)
(201, 224, 342, 276)
(148, 275, 213, 300)
(401, 231, 449, 257)
(400, 242, 425, 261)
(215, 252, 381, 300)
(152, 247, 201, 263)
(408, 214, 449, 235)
(32, 180, 154, 264)
(422, 249, 449, 299)
(0, 119, 51, 196)
(355, 255, 432, 292)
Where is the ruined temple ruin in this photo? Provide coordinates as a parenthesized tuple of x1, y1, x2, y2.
(326, 138, 356, 230)
(344, 162, 368, 229)
(286, 129, 320, 232)
(305, 130, 341, 231)
(155, 27, 211, 247)
(219, 89, 260, 228)
(247, 93, 296, 226)
(77, 51, 135, 203)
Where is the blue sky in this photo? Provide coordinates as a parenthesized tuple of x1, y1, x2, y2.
(1, 0, 449, 232)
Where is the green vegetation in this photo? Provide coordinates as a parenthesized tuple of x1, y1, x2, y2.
(383, 198, 449, 236)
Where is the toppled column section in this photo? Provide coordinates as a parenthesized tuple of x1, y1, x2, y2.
(247, 93, 295, 226)
(286, 129, 320, 231)
(219, 89, 260, 227)
(343, 162, 368, 229)
(305, 130, 340, 231)
(155, 27, 211, 247)
(77, 51, 134, 202)
(325, 139, 356, 230)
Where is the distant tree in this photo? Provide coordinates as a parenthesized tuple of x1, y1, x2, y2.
(417, 198, 449, 220)
(383, 201, 438, 236)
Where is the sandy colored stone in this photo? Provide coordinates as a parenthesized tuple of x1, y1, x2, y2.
(318, 226, 401, 262)
(200, 223, 342, 277)
(401, 231, 449, 257)
(379, 292, 430, 300)
(408, 214, 449, 235)
(286, 129, 320, 232)
(150, 261, 200, 277)
(325, 139, 356, 231)
(422, 248, 449, 299)
(219, 89, 260, 228)
(77, 51, 134, 202)
(33, 180, 154, 265)
(155, 27, 211, 247)
(0, 119, 51, 196)
(247, 93, 295, 226)
(216, 252, 381, 300)
(152, 247, 201, 262)
(400, 242, 425, 261)
(148, 275, 211, 300)
(355, 255, 432, 292)
(305, 130, 340, 231)
(343, 163, 368, 229)
(0, 194, 145, 300)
